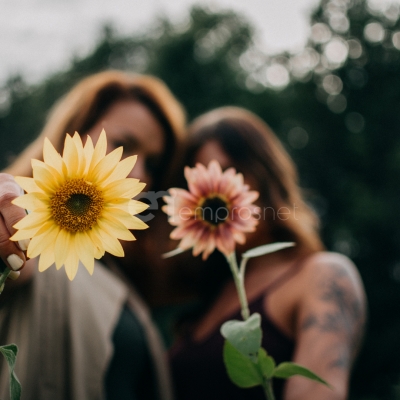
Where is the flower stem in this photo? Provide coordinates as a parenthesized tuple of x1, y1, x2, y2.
(0, 267, 11, 294)
(263, 378, 275, 400)
(226, 253, 250, 320)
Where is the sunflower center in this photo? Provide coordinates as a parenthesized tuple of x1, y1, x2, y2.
(199, 196, 229, 226)
(66, 194, 92, 215)
(50, 178, 104, 232)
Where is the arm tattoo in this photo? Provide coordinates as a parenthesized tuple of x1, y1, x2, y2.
(300, 263, 365, 369)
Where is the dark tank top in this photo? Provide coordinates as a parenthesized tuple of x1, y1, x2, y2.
(169, 264, 303, 400)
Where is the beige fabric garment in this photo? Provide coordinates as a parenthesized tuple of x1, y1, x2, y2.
(0, 260, 172, 400)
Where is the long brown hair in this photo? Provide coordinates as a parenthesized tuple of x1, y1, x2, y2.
(3, 71, 188, 305)
(5, 70, 186, 191)
(185, 106, 324, 255)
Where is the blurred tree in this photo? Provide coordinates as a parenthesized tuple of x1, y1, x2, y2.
(0, 25, 150, 166)
(1, 1, 400, 398)
(0, 8, 286, 169)
(270, 1, 400, 398)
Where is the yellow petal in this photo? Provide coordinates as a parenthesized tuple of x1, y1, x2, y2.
(102, 155, 137, 186)
(102, 208, 136, 227)
(38, 245, 56, 272)
(126, 215, 148, 230)
(105, 198, 149, 215)
(72, 131, 84, 150)
(54, 229, 71, 270)
(33, 165, 61, 193)
(31, 220, 57, 237)
(31, 159, 45, 169)
(14, 176, 43, 194)
(87, 147, 123, 184)
(103, 179, 146, 201)
(27, 224, 60, 259)
(128, 199, 149, 215)
(97, 217, 136, 241)
(64, 248, 79, 281)
(43, 138, 65, 174)
(94, 246, 105, 259)
(92, 225, 124, 257)
(72, 132, 86, 176)
(10, 226, 42, 241)
(87, 229, 106, 259)
(83, 135, 94, 173)
(105, 198, 131, 211)
(75, 232, 95, 275)
(103, 209, 148, 230)
(12, 193, 48, 210)
(63, 134, 80, 177)
(88, 129, 107, 173)
(12, 209, 51, 230)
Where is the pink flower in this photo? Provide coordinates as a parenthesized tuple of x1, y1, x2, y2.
(163, 160, 260, 260)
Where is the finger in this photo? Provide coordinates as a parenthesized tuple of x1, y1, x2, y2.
(0, 174, 30, 251)
(0, 216, 26, 271)
(0, 174, 28, 270)
(0, 270, 20, 281)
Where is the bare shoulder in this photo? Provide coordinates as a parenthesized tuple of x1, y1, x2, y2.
(282, 252, 367, 398)
(297, 251, 367, 363)
(300, 252, 365, 296)
(300, 251, 366, 316)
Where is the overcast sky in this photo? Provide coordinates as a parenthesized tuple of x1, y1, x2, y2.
(0, 0, 326, 84)
(1, 0, 399, 85)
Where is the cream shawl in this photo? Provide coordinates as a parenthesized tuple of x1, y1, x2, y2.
(0, 261, 173, 400)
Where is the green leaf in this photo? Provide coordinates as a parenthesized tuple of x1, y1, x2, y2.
(242, 242, 295, 259)
(274, 362, 332, 388)
(0, 344, 22, 400)
(161, 247, 186, 258)
(223, 340, 263, 388)
(258, 348, 276, 379)
(220, 313, 262, 362)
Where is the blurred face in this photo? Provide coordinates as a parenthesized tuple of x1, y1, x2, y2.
(85, 99, 165, 189)
(194, 139, 258, 190)
(193, 139, 231, 170)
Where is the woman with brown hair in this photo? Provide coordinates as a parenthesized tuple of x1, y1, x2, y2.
(169, 107, 367, 400)
(0, 70, 186, 400)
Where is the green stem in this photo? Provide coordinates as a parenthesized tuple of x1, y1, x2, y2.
(0, 267, 11, 294)
(262, 378, 275, 400)
(226, 253, 250, 320)
(239, 257, 249, 278)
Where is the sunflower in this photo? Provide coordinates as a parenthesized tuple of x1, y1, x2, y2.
(10, 130, 148, 280)
(163, 160, 260, 260)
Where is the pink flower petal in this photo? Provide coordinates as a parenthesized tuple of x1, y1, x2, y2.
(215, 224, 235, 256)
(235, 190, 260, 205)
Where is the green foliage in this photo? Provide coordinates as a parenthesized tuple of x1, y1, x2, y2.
(223, 340, 263, 388)
(220, 313, 262, 362)
(242, 242, 295, 260)
(145, 7, 255, 120)
(222, 309, 328, 395)
(275, 1, 400, 398)
(257, 348, 275, 379)
(223, 341, 329, 395)
(0, 344, 21, 400)
(274, 362, 331, 387)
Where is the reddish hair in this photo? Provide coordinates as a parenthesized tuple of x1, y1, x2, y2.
(5, 70, 186, 190)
